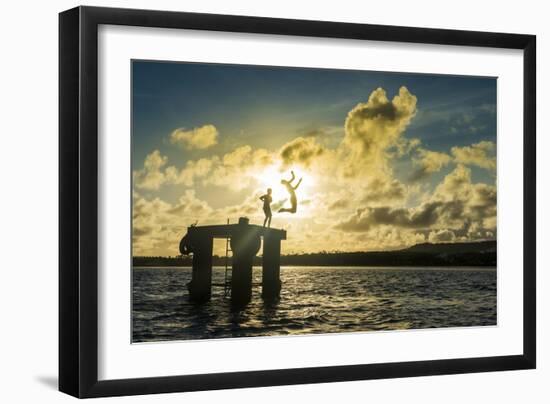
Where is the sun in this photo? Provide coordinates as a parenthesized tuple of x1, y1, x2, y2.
(254, 165, 318, 219)
(255, 165, 316, 194)
(256, 165, 283, 191)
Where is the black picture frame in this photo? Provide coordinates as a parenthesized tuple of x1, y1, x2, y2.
(59, 5, 536, 398)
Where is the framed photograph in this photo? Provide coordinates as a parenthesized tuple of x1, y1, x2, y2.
(59, 6, 536, 398)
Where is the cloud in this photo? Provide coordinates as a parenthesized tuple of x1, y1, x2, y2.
(222, 192, 265, 217)
(132, 85, 496, 254)
(410, 148, 452, 181)
(167, 190, 213, 217)
(133, 188, 291, 256)
(280, 136, 325, 168)
(335, 164, 496, 243)
(433, 164, 474, 200)
(334, 200, 461, 232)
(428, 229, 456, 243)
(133, 150, 168, 190)
(393, 137, 421, 158)
(329, 198, 350, 210)
(133, 191, 217, 256)
(342, 86, 417, 177)
(430, 165, 497, 232)
(165, 158, 216, 187)
(323, 175, 409, 215)
(170, 124, 219, 150)
(451, 141, 496, 171)
(134, 143, 280, 193)
(205, 145, 275, 190)
(361, 177, 408, 205)
(135, 87, 419, 194)
(134, 151, 215, 190)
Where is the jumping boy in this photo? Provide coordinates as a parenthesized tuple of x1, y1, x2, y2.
(278, 171, 302, 214)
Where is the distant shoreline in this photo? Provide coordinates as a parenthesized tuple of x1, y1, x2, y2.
(133, 240, 496, 268)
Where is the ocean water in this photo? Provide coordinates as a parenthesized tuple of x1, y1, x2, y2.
(132, 266, 496, 342)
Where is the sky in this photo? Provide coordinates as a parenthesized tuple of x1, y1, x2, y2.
(132, 60, 497, 256)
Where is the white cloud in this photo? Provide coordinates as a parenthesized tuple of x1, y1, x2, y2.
(451, 141, 496, 171)
(410, 148, 452, 181)
(132, 190, 217, 256)
(279, 136, 325, 168)
(205, 146, 275, 190)
(170, 124, 219, 150)
(335, 164, 496, 244)
(134, 151, 216, 190)
(133, 150, 168, 190)
(341, 86, 417, 177)
(166, 158, 216, 187)
(428, 229, 456, 243)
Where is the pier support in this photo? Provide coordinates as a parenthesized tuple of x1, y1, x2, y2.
(188, 237, 213, 302)
(230, 218, 261, 305)
(179, 218, 286, 305)
(262, 232, 282, 301)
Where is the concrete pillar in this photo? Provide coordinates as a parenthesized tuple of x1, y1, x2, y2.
(262, 233, 282, 301)
(230, 221, 261, 305)
(188, 236, 213, 302)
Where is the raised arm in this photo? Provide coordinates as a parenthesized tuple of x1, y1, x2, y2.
(289, 170, 295, 183)
(293, 178, 302, 190)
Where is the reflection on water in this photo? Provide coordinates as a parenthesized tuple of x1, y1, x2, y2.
(132, 266, 496, 342)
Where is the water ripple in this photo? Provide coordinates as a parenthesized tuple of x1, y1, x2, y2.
(132, 266, 496, 342)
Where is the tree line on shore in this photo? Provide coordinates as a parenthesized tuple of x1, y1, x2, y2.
(133, 240, 496, 267)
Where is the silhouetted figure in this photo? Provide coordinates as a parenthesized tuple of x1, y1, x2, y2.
(278, 171, 302, 214)
(260, 188, 273, 227)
